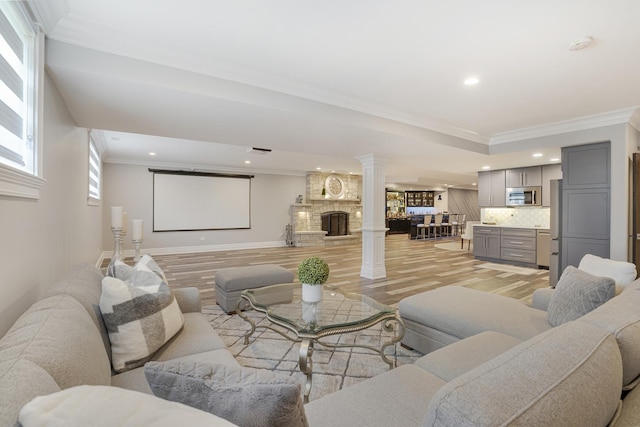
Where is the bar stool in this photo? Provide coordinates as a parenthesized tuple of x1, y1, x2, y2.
(430, 214, 443, 238)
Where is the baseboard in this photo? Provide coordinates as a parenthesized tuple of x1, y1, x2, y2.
(98, 240, 287, 262)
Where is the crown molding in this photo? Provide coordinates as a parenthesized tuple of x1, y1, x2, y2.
(490, 106, 640, 145)
(25, 0, 69, 34)
(629, 109, 640, 132)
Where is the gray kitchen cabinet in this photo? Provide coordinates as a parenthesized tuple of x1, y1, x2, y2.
(505, 166, 542, 187)
(562, 143, 610, 190)
(500, 228, 537, 264)
(542, 163, 562, 206)
(477, 170, 506, 207)
(560, 141, 611, 273)
(473, 226, 501, 259)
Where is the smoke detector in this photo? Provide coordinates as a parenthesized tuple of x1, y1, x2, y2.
(568, 36, 593, 51)
(247, 147, 272, 155)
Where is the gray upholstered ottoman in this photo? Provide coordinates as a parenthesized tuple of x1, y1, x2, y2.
(214, 264, 294, 313)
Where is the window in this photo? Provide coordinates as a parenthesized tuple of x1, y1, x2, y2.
(0, 1, 44, 199)
(88, 136, 101, 204)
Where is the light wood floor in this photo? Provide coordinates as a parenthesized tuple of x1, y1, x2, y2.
(105, 234, 550, 307)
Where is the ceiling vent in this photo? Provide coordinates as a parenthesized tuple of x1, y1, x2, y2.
(247, 147, 272, 155)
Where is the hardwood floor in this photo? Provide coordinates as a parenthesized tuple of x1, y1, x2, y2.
(105, 234, 550, 307)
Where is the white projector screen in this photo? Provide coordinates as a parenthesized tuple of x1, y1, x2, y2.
(152, 171, 252, 231)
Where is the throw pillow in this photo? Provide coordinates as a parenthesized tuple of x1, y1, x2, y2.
(19, 385, 236, 427)
(100, 261, 184, 373)
(547, 265, 615, 327)
(578, 253, 637, 293)
(144, 360, 309, 427)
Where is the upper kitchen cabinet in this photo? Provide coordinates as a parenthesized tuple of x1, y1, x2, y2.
(562, 143, 610, 190)
(478, 170, 506, 207)
(505, 166, 542, 187)
(542, 164, 562, 206)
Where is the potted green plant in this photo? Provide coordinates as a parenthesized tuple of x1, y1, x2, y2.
(297, 256, 330, 303)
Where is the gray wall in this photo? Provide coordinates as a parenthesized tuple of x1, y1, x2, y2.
(0, 73, 103, 336)
(447, 188, 480, 221)
(102, 163, 306, 257)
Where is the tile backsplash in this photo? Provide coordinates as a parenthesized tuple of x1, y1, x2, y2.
(481, 207, 550, 228)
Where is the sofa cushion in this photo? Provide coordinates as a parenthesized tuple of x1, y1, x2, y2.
(305, 364, 446, 427)
(0, 358, 61, 427)
(547, 266, 615, 327)
(43, 263, 110, 359)
(414, 331, 523, 382)
(18, 385, 236, 427)
(398, 286, 551, 341)
(578, 289, 640, 389)
(579, 253, 637, 293)
(423, 321, 622, 427)
(100, 261, 185, 373)
(0, 295, 111, 389)
(152, 312, 227, 362)
(144, 360, 307, 427)
(112, 348, 241, 394)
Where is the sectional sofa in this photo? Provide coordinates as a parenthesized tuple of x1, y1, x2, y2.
(3, 262, 640, 426)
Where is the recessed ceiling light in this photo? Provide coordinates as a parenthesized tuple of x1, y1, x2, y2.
(316, 167, 321, 170)
(472, 183, 477, 186)
(331, 170, 336, 173)
(244, 160, 251, 164)
(148, 152, 156, 156)
(482, 165, 490, 170)
(533, 153, 543, 157)
(464, 77, 480, 86)
(550, 158, 560, 162)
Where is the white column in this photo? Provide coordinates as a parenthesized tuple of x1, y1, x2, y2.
(357, 154, 387, 279)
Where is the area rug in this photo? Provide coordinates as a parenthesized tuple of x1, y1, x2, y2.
(202, 304, 422, 402)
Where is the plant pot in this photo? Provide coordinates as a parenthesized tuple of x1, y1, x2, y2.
(302, 283, 323, 303)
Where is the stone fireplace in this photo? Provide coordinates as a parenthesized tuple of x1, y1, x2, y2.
(288, 173, 363, 247)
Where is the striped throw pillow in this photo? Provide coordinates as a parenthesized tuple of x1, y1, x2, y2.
(100, 260, 184, 373)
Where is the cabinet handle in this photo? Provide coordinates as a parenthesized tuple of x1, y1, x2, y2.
(509, 241, 524, 245)
(510, 253, 524, 257)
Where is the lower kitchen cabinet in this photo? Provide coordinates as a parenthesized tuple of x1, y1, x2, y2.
(473, 227, 501, 259)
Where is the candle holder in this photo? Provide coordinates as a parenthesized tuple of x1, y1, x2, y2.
(111, 227, 124, 262)
(133, 239, 143, 263)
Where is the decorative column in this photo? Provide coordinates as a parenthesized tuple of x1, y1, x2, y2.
(357, 154, 387, 279)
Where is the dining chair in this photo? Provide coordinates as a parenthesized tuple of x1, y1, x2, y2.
(460, 220, 480, 251)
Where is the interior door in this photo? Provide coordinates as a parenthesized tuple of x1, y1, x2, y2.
(633, 153, 640, 269)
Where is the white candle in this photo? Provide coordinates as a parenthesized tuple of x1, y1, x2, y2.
(111, 206, 123, 228)
(132, 219, 144, 241)
(122, 212, 128, 234)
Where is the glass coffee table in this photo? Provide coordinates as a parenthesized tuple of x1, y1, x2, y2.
(236, 283, 404, 402)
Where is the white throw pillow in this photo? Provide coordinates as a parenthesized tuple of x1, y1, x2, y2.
(100, 260, 184, 373)
(19, 385, 236, 427)
(579, 254, 637, 293)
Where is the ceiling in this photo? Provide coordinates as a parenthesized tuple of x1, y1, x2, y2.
(40, 0, 640, 190)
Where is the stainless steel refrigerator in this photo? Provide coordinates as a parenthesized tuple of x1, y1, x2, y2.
(549, 179, 562, 287)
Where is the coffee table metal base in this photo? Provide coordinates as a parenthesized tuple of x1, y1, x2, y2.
(236, 296, 405, 403)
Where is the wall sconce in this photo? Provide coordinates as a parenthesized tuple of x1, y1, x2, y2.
(438, 195, 442, 201)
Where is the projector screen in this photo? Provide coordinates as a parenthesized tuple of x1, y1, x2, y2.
(152, 170, 252, 231)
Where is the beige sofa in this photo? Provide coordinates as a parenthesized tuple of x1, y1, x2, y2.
(4, 263, 640, 426)
(0, 263, 241, 425)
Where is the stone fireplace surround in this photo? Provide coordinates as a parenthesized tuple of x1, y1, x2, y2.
(289, 173, 362, 247)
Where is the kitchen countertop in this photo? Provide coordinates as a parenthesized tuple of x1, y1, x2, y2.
(478, 224, 549, 230)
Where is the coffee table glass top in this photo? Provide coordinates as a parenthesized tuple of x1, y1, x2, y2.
(241, 283, 395, 335)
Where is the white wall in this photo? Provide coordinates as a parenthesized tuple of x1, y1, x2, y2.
(0, 73, 103, 336)
(102, 163, 305, 256)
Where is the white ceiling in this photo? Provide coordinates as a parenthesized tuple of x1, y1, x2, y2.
(40, 0, 640, 190)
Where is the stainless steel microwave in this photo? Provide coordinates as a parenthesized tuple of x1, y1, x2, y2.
(506, 186, 542, 206)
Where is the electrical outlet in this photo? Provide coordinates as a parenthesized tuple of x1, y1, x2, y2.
(200, 237, 205, 241)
